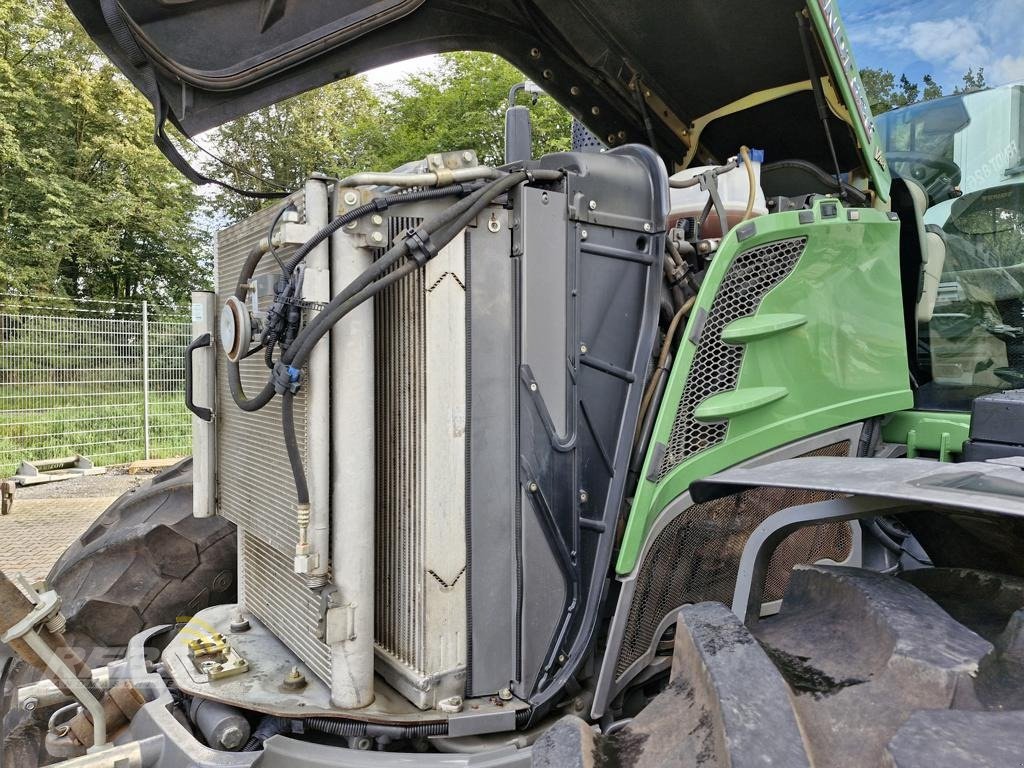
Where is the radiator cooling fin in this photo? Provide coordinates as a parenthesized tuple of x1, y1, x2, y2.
(656, 237, 807, 481)
(616, 440, 852, 679)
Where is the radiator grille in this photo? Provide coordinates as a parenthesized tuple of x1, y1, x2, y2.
(215, 193, 310, 554)
(656, 237, 806, 481)
(241, 531, 331, 681)
(375, 216, 428, 673)
(615, 440, 852, 678)
(373, 215, 467, 683)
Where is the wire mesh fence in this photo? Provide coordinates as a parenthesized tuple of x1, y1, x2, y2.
(0, 295, 192, 477)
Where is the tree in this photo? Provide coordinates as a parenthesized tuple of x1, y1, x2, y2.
(205, 52, 573, 223)
(0, 0, 205, 304)
(955, 67, 987, 95)
(205, 77, 393, 222)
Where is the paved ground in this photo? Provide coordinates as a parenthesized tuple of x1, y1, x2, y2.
(0, 467, 164, 582)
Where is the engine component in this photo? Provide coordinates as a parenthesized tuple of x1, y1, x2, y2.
(963, 389, 1024, 461)
(189, 698, 251, 751)
(202, 146, 667, 723)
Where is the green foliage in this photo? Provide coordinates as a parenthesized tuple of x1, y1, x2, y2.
(954, 67, 988, 95)
(207, 52, 572, 223)
(861, 67, 988, 115)
(0, 0, 205, 303)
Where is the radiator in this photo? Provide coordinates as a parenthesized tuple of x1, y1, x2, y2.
(372, 215, 468, 707)
(213, 180, 332, 682)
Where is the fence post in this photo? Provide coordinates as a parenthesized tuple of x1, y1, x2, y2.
(142, 300, 151, 461)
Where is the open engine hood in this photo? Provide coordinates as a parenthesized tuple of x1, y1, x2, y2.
(66, 0, 890, 196)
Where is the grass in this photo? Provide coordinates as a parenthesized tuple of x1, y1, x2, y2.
(0, 390, 190, 476)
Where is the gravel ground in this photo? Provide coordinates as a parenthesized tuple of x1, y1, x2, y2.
(14, 465, 161, 500)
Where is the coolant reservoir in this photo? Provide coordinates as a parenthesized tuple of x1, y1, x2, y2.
(669, 157, 768, 238)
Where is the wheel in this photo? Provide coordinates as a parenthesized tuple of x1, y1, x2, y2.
(534, 564, 1024, 767)
(2, 459, 236, 766)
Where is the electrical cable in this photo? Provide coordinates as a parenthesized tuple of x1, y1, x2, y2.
(739, 146, 756, 221)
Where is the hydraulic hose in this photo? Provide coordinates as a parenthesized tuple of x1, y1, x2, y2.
(277, 168, 562, 505)
(281, 391, 309, 506)
(739, 145, 756, 221)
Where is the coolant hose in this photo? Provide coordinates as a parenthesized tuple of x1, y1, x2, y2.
(739, 145, 756, 221)
(281, 392, 309, 506)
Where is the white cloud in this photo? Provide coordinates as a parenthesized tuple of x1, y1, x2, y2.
(991, 54, 1024, 84)
(904, 17, 988, 73)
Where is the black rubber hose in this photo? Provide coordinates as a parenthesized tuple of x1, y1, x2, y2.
(282, 182, 480, 275)
(281, 391, 309, 506)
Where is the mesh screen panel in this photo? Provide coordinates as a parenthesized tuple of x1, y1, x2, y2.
(656, 237, 807, 481)
(615, 440, 852, 678)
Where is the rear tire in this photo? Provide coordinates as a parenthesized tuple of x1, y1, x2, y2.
(534, 564, 1024, 767)
(2, 459, 234, 766)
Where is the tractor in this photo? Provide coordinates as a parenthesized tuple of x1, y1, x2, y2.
(2, 1, 1024, 766)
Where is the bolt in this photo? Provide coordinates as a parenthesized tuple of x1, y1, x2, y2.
(591, 106, 600, 116)
(557, 654, 567, 664)
(350, 736, 373, 751)
(572, 697, 585, 712)
(528, 482, 539, 493)
(462, 151, 474, 163)
(588, 200, 597, 211)
(371, 213, 384, 226)
(22, 697, 37, 712)
(529, 382, 538, 392)
(580, 229, 588, 240)
(579, 490, 589, 503)
(343, 191, 359, 206)
(541, 192, 549, 204)
(346, 221, 358, 230)
(487, 215, 501, 233)
(570, 86, 581, 96)
(542, 69, 553, 80)
(219, 725, 245, 750)
(230, 610, 250, 633)
(371, 231, 385, 244)
(530, 47, 541, 59)
(643, 222, 652, 232)
(283, 665, 307, 690)
(498, 687, 514, 701)
(580, 343, 588, 354)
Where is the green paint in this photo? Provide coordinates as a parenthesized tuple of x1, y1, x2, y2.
(881, 410, 970, 461)
(695, 386, 789, 421)
(721, 314, 808, 344)
(616, 198, 912, 574)
(806, 0, 892, 201)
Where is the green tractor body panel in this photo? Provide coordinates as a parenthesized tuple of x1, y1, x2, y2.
(617, 199, 912, 573)
(806, 0, 891, 200)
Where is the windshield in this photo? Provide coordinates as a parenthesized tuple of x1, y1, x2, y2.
(877, 84, 1024, 411)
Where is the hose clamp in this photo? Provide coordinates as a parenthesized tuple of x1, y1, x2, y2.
(404, 227, 438, 266)
(272, 362, 302, 394)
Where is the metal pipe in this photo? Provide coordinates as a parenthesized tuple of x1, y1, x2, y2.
(328, 188, 376, 708)
(302, 179, 332, 587)
(190, 291, 217, 518)
(338, 166, 502, 188)
(17, 666, 112, 710)
(22, 630, 107, 749)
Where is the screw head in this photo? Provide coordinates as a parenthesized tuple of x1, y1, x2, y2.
(588, 199, 597, 210)
(580, 229, 588, 240)
(343, 191, 359, 206)
(528, 481, 539, 493)
(579, 490, 589, 503)
(529, 47, 541, 59)
(219, 725, 245, 750)
(643, 222, 652, 232)
(371, 231, 385, 244)
(570, 85, 581, 96)
(351, 736, 373, 751)
(371, 214, 384, 226)
(22, 697, 37, 712)
(462, 151, 474, 163)
(498, 687, 514, 701)
(579, 343, 588, 354)
(529, 382, 538, 392)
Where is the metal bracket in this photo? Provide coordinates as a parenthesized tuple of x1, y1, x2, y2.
(188, 632, 250, 681)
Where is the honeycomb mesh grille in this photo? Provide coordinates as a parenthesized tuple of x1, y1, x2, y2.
(656, 237, 807, 481)
(615, 440, 853, 679)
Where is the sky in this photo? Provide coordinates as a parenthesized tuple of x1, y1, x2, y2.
(841, 0, 1024, 90)
(362, 1, 1024, 93)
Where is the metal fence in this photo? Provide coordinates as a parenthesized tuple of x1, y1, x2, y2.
(0, 295, 193, 476)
